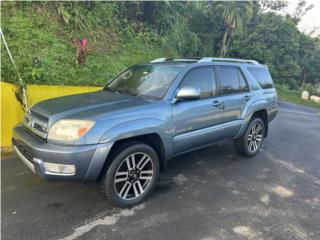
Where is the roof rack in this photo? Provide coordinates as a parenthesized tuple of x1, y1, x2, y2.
(198, 57, 260, 65)
(150, 58, 200, 63)
(150, 57, 260, 65)
(150, 58, 167, 63)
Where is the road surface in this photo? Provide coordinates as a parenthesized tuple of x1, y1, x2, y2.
(2, 102, 320, 240)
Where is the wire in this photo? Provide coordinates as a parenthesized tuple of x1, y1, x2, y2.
(0, 28, 28, 109)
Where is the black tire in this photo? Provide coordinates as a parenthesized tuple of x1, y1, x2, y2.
(100, 141, 159, 208)
(234, 118, 265, 157)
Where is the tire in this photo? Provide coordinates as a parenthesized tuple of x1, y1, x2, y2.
(100, 141, 160, 208)
(234, 118, 265, 157)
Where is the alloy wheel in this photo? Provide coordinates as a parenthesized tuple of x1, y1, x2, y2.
(247, 122, 263, 152)
(114, 152, 154, 200)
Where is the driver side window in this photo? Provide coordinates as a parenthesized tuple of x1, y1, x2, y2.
(180, 67, 216, 98)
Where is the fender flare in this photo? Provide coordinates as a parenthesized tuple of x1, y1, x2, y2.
(99, 118, 173, 161)
(235, 99, 268, 139)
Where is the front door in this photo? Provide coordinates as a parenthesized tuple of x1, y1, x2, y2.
(172, 66, 225, 155)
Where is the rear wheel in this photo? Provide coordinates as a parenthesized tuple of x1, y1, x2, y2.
(234, 118, 265, 157)
(100, 142, 159, 208)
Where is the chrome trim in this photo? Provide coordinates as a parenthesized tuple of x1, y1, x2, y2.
(13, 145, 36, 173)
(176, 86, 201, 100)
(23, 111, 48, 139)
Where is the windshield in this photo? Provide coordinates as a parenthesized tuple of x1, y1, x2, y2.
(105, 64, 183, 99)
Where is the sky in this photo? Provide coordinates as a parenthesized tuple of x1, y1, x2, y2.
(287, 0, 320, 37)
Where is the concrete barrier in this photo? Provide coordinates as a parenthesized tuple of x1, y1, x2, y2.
(301, 91, 309, 100)
(0, 82, 101, 149)
(310, 95, 320, 104)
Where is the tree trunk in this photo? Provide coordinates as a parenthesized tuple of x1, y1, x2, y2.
(220, 29, 229, 57)
(225, 30, 233, 56)
(302, 71, 306, 86)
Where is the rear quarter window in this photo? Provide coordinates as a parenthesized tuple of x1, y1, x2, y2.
(247, 67, 273, 89)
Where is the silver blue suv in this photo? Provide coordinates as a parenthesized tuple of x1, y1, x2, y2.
(12, 57, 278, 207)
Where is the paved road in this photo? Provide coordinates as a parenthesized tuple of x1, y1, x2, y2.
(2, 102, 320, 240)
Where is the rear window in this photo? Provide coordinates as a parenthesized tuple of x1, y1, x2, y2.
(248, 67, 273, 89)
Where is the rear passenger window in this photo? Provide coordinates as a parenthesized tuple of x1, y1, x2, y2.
(220, 67, 248, 94)
(248, 67, 273, 89)
(181, 67, 216, 98)
(238, 70, 249, 92)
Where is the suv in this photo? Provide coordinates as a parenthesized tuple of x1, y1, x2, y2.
(12, 57, 277, 207)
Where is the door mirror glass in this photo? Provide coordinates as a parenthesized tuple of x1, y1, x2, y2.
(176, 86, 201, 101)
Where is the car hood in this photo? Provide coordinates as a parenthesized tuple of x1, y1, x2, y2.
(31, 90, 151, 119)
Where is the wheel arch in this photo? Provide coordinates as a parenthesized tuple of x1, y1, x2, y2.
(251, 109, 268, 137)
(97, 133, 168, 181)
(235, 108, 269, 139)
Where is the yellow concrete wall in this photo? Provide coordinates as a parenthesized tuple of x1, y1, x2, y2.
(0, 82, 101, 148)
(1, 82, 24, 148)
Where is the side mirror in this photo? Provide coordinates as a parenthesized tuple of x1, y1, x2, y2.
(176, 86, 201, 101)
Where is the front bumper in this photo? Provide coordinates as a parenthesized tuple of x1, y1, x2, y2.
(12, 125, 113, 181)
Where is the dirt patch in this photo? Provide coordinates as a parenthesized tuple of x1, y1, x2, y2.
(173, 174, 188, 186)
(233, 226, 259, 238)
(260, 194, 270, 204)
(272, 185, 294, 198)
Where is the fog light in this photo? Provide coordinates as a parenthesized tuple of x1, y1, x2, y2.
(43, 162, 76, 175)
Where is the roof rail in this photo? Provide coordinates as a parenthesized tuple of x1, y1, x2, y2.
(150, 58, 200, 63)
(198, 57, 260, 65)
(150, 58, 167, 63)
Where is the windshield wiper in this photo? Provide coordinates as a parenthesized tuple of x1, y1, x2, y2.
(104, 87, 119, 93)
(117, 89, 141, 97)
(105, 88, 156, 99)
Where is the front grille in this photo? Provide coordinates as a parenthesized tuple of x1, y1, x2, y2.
(23, 110, 48, 139)
(12, 139, 33, 162)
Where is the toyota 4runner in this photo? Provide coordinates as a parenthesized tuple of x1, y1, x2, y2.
(12, 57, 278, 207)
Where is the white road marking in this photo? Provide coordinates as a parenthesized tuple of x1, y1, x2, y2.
(60, 204, 145, 240)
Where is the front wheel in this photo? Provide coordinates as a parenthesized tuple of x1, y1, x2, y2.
(100, 142, 159, 208)
(234, 118, 265, 157)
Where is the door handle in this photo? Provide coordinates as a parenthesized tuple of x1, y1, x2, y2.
(212, 100, 223, 108)
(244, 95, 252, 101)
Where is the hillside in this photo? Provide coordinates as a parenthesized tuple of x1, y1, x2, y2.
(1, 2, 167, 86)
(1, 1, 320, 92)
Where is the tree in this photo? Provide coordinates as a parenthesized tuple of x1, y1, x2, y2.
(219, 1, 253, 57)
(293, 0, 314, 23)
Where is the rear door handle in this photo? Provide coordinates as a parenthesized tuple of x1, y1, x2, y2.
(244, 95, 252, 101)
(212, 100, 224, 109)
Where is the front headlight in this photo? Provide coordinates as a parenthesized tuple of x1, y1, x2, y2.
(48, 119, 95, 141)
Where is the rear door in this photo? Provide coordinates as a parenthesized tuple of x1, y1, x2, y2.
(172, 66, 225, 155)
(216, 66, 251, 138)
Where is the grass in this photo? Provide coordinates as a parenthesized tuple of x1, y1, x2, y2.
(1, 4, 165, 86)
(275, 84, 320, 109)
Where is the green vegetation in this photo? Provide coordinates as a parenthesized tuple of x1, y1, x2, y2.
(1, 1, 320, 105)
(276, 84, 320, 109)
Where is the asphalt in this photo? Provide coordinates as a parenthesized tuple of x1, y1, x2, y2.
(2, 102, 320, 240)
